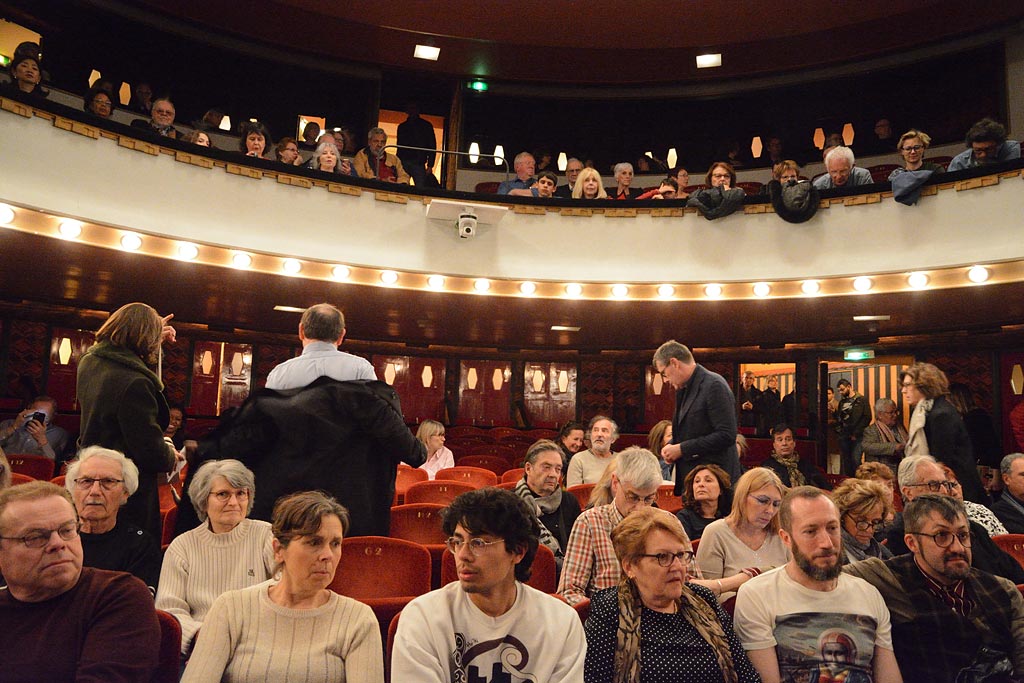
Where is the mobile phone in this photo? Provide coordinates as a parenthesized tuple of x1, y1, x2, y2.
(25, 411, 46, 426)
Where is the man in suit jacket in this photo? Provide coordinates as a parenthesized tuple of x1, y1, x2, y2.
(992, 453, 1024, 533)
(653, 340, 743, 495)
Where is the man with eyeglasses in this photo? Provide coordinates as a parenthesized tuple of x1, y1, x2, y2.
(130, 95, 181, 139)
(947, 117, 1020, 171)
(736, 487, 900, 683)
(558, 447, 664, 605)
(66, 446, 161, 593)
(861, 398, 908, 472)
(884, 455, 1024, 583)
(554, 157, 584, 198)
(0, 480, 160, 681)
(846, 495, 1024, 682)
(392, 487, 585, 682)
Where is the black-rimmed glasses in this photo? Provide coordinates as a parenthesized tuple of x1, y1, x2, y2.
(639, 550, 694, 567)
(905, 480, 955, 493)
(909, 530, 971, 548)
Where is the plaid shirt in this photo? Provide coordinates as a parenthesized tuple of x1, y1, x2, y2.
(556, 503, 623, 606)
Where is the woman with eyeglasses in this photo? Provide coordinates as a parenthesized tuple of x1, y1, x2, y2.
(830, 477, 893, 564)
(415, 419, 454, 480)
(935, 463, 1007, 537)
(888, 129, 946, 180)
(584, 506, 760, 683)
(156, 459, 275, 658)
(694, 468, 790, 603)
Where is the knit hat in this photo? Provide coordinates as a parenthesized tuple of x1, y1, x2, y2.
(769, 179, 820, 223)
(686, 186, 746, 220)
(890, 168, 935, 206)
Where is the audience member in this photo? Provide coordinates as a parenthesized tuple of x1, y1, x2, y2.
(77, 302, 179, 539)
(236, 120, 272, 159)
(705, 161, 736, 189)
(163, 403, 188, 450)
(830, 476, 893, 564)
(354, 127, 409, 183)
(298, 121, 320, 150)
(556, 420, 586, 469)
(635, 176, 678, 199)
(558, 447, 663, 605)
(67, 446, 161, 592)
(947, 117, 1021, 171)
(555, 157, 583, 197)
(737, 370, 761, 431)
(571, 167, 608, 199)
(760, 423, 831, 489)
(835, 378, 870, 476)
(534, 148, 555, 172)
(647, 419, 674, 481)
(128, 81, 154, 115)
(396, 102, 437, 187)
(760, 136, 788, 166)
(566, 415, 619, 486)
(861, 397, 907, 471)
(83, 85, 114, 118)
(0, 395, 69, 461)
(2, 52, 47, 99)
(673, 167, 692, 198)
(585, 506, 759, 683)
(860, 117, 896, 155)
(514, 439, 581, 578)
(305, 139, 354, 176)
(337, 125, 359, 154)
(947, 382, 1002, 469)
(392, 487, 585, 682)
(0, 448, 10, 490)
(415, 419, 454, 480)
(156, 459, 275, 656)
(536, 170, 558, 197)
(182, 491, 382, 683)
(273, 136, 302, 165)
(991, 452, 1024, 533)
(497, 151, 539, 196)
(694, 467, 790, 602)
(735, 486, 901, 683)
(771, 159, 800, 184)
(130, 96, 180, 139)
(587, 458, 618, 509)
(813, 146, 873, 190)
(854, 461, 898, 532)
(889, 129, 946, 179)
(181, 129, 211, 147)
(757, 376, 783, 436)
(846, 495, 1024, 683)
(676, 463, 732, 541)
(608, 162, 641, 199)
(935, 463, 1006, 537)
(0, 481, 160, 681)
(265, 303, 376, 390)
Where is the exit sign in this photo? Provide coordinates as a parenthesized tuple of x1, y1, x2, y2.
(844, 349, 875, 361)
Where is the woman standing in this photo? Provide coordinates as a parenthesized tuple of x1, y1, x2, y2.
(77, 302, 179, 538)
(676, 465, 732, 541)
(416, 419, 454, 479)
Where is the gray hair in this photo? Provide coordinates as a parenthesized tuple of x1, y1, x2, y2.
(613, 162, 633, 176)
(615, 447, 663, 491)
(653, 339, 694, 368)
(874, 397, 896, 413)
(903, 494, 966, 534)
(824, 146, 855, 168)
(514, 151, 534, 166)
(367, 126, 386, 140)
(188, 459, 256, 521)
(565, 157, 582, 170)
(1001, 452, 1024, 476)
(588, 414, 619, 438)
(897, 454, 938, 489)
(66, 446, 140, 496)
(313, 140, 339, 162)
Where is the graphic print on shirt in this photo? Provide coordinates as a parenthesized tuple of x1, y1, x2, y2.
(450, 631, 536, 683)
(774, 613, 877, 683)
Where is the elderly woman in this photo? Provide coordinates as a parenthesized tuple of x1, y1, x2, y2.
(238, 121, 273, 160)
(83, 86, 114, 119)
(676, 464, 732, 541)
(572, 167, 608, 199)
(889, 129, 946, 179)
(771, 159, 800, 184)
(694, 467, 790, 602)
(705, 161, 736, 190)
(830, 477, 893, 564)
(647, 420, 674, 481)
(937, 463, 1007, 537)
(584, 507, 759, 683)
(608, 162, 641, 199)
(306, 139, 354, 176)
(182, 491, 382, 683)
(901, 362, 987, 503)
(156, 459, 275, 656)
(77, 302, 179, 538)
(274, 136, 303, 166)
(416, 419, 454, 480)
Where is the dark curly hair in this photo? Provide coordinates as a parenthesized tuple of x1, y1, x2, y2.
(442, 487, 539, 582)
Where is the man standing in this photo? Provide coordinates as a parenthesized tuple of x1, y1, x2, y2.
(991, 452, 1024, 533)
(558, 447, 662, 605)
(265, 303, 376, 390)
(737, 371, 762, 431)
(653, 340, 743, 492)
(392, 487, 585, 682)
(353, 127, 410, 183)
(836, 379, 870, 476)
(0, 481, 160, 681)
(0, 395, 69, 461)
(861, 398, 907, 472)
(846, 495, 1024, 682)
(734, 486, 902, 683)
(396, 102, 437, 187)
(554, 157, 583, 198)
(813, 147, 873, 190)
(566, 415, 618, 487)
(513, 439, 581, 578)
(497, 152, 539, 196)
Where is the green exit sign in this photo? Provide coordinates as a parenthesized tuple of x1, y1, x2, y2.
(844, 349, 875, 361)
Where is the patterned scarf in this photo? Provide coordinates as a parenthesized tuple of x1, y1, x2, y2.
(613, 575, 737, 683)
(905, 399, 933, 456)
(514, 478, 563, 557)
(771, 451, 806, 487)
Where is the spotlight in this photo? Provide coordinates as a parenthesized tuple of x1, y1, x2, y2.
(282, 258, 301, 274)
(120, 233, 143, 251)
(852, 277, 873, 292)
(58, 220, 83, 239)
(232, 252, 252, 269)
(177, 243, 199, 261)
(380, 270, 399, 285)
(967, 266, 989, 283)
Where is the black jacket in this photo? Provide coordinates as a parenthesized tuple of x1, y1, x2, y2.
(759, 453, 832, 490)
(177, 377, 426, 537)
(671, 364, 744, 495)
(925, 397, 987, 504)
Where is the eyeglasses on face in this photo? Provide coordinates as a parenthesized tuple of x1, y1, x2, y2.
(445, 537, 503, 555)
(639, 550, 694, 567)
(749, 494, 782, 509)
(625, 490, 658, 505)
(849, 516, 886, 532)
(74, 477, 124, 491)
(910, 530, 971, 548)
(1, 521, 80, 548)
(209, 489, 249, 502)
(906, 480, 954, 493)
(901, 145, 924, 153)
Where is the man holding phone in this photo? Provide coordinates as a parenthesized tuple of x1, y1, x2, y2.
(0, 396, 69, 461)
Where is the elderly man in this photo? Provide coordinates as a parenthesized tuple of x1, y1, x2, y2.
(557, 446, 663, 605)
(846, 495, 1024, 683)
(513, 439, 581, 578)
(885, 455, 1024, 583)
(265, 303, 376, 390)
(566, 415, 619, 486)
(66, 446, 161, 592)
(130, 95, 180, 138)
(0, 481, 160, 681)
(813, 146, 873, 190)
(653, 340, 743, 491)
(554, 157, 584, 197)
(497, 151, 539, 196)
(735, 486, 901, 683)
(0, 395, 69, 461)
(947, 118, 1021, 171)
(353, 126, 409, 183)
(992, 452, 1024, 533)
(760, 423, 831, 490)
(861, 398, 907, 471)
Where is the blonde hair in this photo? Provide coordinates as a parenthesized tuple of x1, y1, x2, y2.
(572, 168, 608, 199)
(726, 467, 785, 533)
(588, 459, 617, 507)
(830, 477, 893, 522)
(415, 420, 445, 453)
(897, 129, 931, 151)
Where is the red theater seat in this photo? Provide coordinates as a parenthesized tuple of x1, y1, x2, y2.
(394, 465, 428, 505)
(455, 455, 510, 476)
(567, 484, 595, 510)
(404, 480, 475, 505)
(154, 610, 183, 683)
(501, 468, 525, 483)
(7, 454, 55, 480)
(434, 466, 498, 488)
(656, 484, 684, 513)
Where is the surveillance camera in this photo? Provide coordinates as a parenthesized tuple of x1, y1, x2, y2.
(457, 213, 477, 238)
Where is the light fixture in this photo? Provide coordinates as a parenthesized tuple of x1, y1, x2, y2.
(611, 284, 629, 298)
(232, 252, 252, 269)
(907, 272, 929, 289)
(57, 337, 73, 365)
(519, 281, 537, 295)
(120, 233, 143, 251)
(812, 127, 825, 150)
(468, 142, 480, 164)
(842, 123, 855, 146)
(414, 44, 440, 61)
(427, 275, 445, 290)
(332, 265, 350, 280)
(248, 117, 257, 123)
(273, 305, 306, 313)
(493, 145, 504, 166)
(219, 115, 231, 131)
(657, 284, 675, 298)
(800, 280, 821, 295)
(852, 276, 873, 292)
(0, 204, 15, 225)
(666, 148, 678, 169)
(88, 69, 101, 86)
(753, 282, 771, 297)
(118, 82, 130, 105)
(58, 219, 82, 238)
(282, 258, 302, 274)
(177, 243, 199, 261)
(696, 53, 722, 68)
(557, 152, 567, 171)
(474, 278, 490, 292)
(564, 283, 583, 298)
(551, 325, 581, 332)
(704, 283, 723, 298)
(967, 265, 990, 283)
(380, 270, 399, 285)
(853, 315, 890, 322)
(750, 136, 763, 159)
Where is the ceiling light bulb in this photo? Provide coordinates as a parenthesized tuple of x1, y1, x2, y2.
(852, 276, 873, 292)
(282, 258, 301, 274)
(380, 270, 399, 285)
(58, 219, 82, 238)
(413, 44, 440, 61)
(177, 243, 199, 261)
(611, 284, 629, 298)
(468, 142, 480, 164)
(427, 275, 445, 290)
(907, 272, 929, 289)
(565, 283, 583, 298)
(474, 278, 491, 292)
(704, 284, 723, 299)
(801, 280, 821, 295)
(332, 265, 350, 280)
(120, 233, 142, 251)
(0, 204, 14, 225)
(967, 265, 990, 283)
(696, 53, 722, 69)
(657, 284, 675, 298)
(232, 252, 252, 269)
(519, 281, 537, 295)
(753, 282, 771, 297)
